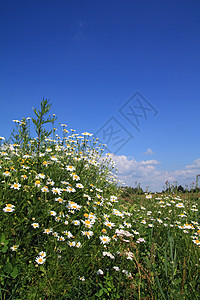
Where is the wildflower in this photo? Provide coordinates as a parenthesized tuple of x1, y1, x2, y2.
(63, 231, 73, 238)
(32, 223, 39, 228)
(99, 235, 111, 245)
(113, 266, 120, 271)
(79, 276, 85, 281)
(104, 221, 115, 229)
(41, 186, 49, 192)
(76, 242, 82, 248)
(47, 180, 55, 186)
(72, 220, 80, 226)
(55, 197, 66, 203)
(10, 183, 21, 190)
(58, 236, 65, 241)
(157, 218, 163, 223)
(113, 209, 124, 217)
(82, 132, 93, 136)
(124, 222, 132, 228)
(148, 224, 154, 227)
(68, 201, 82, 210)
(35, 256, 46, 264)
(82, 219, 94, 228)
(66, 186, 76, 193)
(76, 183, 84, 189)
(97, 269, 104, 275)
(3, 171, 10, 176)
(136, 238, 146, 243)
(52, 187, 62, 195)
(71, 173, 80, 181)
(52, 232, 59, 238)
(3, 206, 15, 212)
(66, 165, 75, 171)
(103, 251, 115, 259)
(81, 231, 93, 239)
(116, 229, 133, 237)
(132, 229, 139, 234)
(21, 174, 28, 180)
(146, 195, 152, 199)
(141, 220, 146, 225)
(50, 155, 58, 161)
(38, 173, 45, 179)
(50, 211, 56, 216)
(34, 180, 41, 187)
(43, 228, 52, 234)
(68, 241, 76, 247)
(11, 245, 19, 251)
(42, 161, 48, 166)
(192, 239, 200, 245)
(5, 204, 15, 209)
(39, 251, 46, 257)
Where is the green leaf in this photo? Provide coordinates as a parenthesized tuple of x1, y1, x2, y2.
(4, 262, 13, 274)
(10, 266, 19, 279)
(2, 246, 8, 253)
(96, 289, 104, 297)
(0, 233, 6, 243)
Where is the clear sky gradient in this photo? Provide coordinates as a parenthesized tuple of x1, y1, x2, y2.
(1, 0, 200, 191)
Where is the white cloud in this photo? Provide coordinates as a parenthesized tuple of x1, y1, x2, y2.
(145, 148, 154, 155)
(110, 154, 200, 192)
(186, 159, 200, 170)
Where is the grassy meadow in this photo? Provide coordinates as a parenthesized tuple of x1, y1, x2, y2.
(0, 100, 199, 299)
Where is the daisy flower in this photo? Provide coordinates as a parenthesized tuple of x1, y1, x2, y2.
(3, 171, 10, 176)
(52, 187, 62, 195)
(10, 245, 19, 251)
(99, 235, 111, 245)
(66, 186, 76, 193)
(68, 241, 76, 247)
(50, 156, 58, 161)
(43, 228, 53, 234)
(76, 242, 82, 248)
(81, 231, 94, 239)
(71, 174, 80, 181)
(66, 165, 75, 171)
(50, 211, 57, 216)
(38, 173, 45, 179)
(35, 256, 46, 264)
(41, 186, 49, 192)
(79, 276, 85, 281)
(76, 183, 84, 189)
(10, 183, 21, 190)
(192, 239, 200, 245)
(34, 180, 41, 187)
(63, 231, 73, 238)
(58, 236, 65, 242)
(97, 269, 104, 275)
(31, 223, 39, 229)
(21, 174, 28, 180)
(3, 206, 15, 212)
(55, 197, 66, 203)
(104, 221, 115, 229)
(82, 219, 94, 229)
(72, 220, 80, 226)
(5, 204, 15, 209)
(39, 251, 46, 257)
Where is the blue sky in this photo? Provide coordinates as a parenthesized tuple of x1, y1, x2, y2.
(1, 0, 200, 191)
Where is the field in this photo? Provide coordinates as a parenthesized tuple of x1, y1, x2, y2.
(0, 100, 199, 299)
